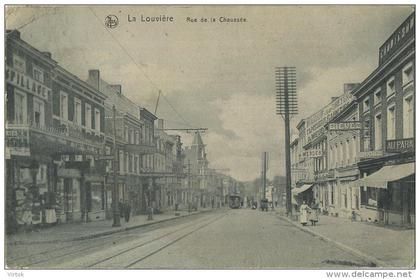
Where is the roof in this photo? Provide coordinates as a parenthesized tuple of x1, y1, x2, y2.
(192, 131, 204, 146)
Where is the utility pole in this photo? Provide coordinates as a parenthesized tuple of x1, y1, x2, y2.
(112, 105, 121, 227)
(261, 152, 267, 201)
(187, 159, 191, 213)
(275, 67, 298, 217)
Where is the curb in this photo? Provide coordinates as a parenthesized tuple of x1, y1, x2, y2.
(9, 209, 213, 245)
(276, 214, 390, 268)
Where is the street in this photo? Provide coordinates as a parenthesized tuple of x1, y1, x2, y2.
(7, 209, 370, 269)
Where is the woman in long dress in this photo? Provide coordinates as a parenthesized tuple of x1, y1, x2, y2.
(300, 201, 309, 226)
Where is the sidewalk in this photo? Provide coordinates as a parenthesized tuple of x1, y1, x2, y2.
(7, 209, 213, 245)
(276, 212, 415, 268)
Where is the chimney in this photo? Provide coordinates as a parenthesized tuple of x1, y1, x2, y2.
(343, 83, 360, 94)
(42, 52, 52, 59)
(157, 119, 164, 130)
(87, 69, 100, 90)
(110, 84, 122, 95)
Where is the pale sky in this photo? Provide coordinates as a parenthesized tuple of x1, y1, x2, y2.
(5, 5, 414, 181)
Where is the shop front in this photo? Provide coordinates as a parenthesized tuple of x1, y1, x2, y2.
(358, 160, 415, 227)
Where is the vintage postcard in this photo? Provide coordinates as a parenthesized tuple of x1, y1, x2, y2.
(3, 4, 416, 271)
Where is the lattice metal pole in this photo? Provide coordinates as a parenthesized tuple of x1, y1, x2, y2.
(275, 67, 298, 217)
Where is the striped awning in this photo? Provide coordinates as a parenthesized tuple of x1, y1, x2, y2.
(292, 184, 314, 195)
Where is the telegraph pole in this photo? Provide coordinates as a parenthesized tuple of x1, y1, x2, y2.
(112, 105, 121, 227)
(275, 67, 297, 217)
(187, 159, 191, 213)
(261, 152, 267, 201)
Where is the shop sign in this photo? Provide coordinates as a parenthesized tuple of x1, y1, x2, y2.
(305, 92, 355, 142)
(302, 149, 323, 158)
(359, 150, 384, 159)
(6, 127, 30, 157)
(328, 121, 361, 131)
(6, 66, 50, 101)
(386, 138, 414, 153)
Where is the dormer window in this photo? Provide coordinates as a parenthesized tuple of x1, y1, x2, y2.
(387, 76, 395, 97)
(13, 54, 26, 73)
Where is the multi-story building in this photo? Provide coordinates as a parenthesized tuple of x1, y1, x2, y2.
(86, 70, 159, 215)
(154, 119, 185, 211)
(324, 94, 360, 218)
(5, 30, 107, 232)
(353, 12, 415, 226)
(183, 131, 210, 209)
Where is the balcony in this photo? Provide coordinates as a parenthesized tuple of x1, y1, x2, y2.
(125, 142, 156, 154)
(6, 121, 104, 157)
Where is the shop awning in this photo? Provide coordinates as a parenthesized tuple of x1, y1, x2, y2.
(292, 184, 314, 195)
(356, 162, 415, 189)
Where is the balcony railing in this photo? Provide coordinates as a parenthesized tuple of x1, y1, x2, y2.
(6, 121, 104, 148)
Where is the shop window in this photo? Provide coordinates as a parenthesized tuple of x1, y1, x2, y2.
(90, 183, 104, 212)
(389, 183, 403, 212)
(360, 187, 380, 207)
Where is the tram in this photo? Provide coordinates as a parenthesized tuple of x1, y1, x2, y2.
(228, 195, 242, 209)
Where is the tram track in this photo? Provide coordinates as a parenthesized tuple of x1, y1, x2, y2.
(86, 213, 226, 269)
(7, 211, 220, 269)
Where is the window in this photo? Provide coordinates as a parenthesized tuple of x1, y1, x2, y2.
(363, 119, 371, 151)
(387, 105, 396, 140)
(346, 139, 351, 165)
(119, 151, 124, 173)
(363, 97, 370, 113)
(33, 99, 45, 127)
(374, 88, 382, 106)
(74, 98, 82, 125)
(130, 129, 135, 144)
(386, 77, 395, 97)
(129, 154, 133, 173)
(13, 54, 26, 73)
(135, 131, 140, 144)
(14, 90, 27, 124)
(60, 91, 68, 120)
(125, 152, 129, 173)
(85, 103, 92, 129)
(374, 113, 382, 150)
(94, 108, 101, 132)
(403, 94, 414, 138)
(33, 66, 44, 83)
(124, 126, 129, 142)
(402, 62, 414, 86)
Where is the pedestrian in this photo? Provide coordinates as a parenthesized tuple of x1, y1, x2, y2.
(124, 200, 131, 222)
(118, 200, 124, 218)
(299, 201, 309, 226)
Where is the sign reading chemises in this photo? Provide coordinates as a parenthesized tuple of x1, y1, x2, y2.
(305, 92, 355, 142)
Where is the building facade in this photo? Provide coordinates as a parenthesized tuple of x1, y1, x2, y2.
(353, 12, 415, 226)
(5, 30, 107, 232)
